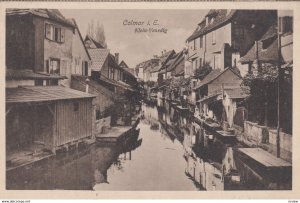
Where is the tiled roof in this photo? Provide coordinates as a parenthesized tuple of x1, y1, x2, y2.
(6, 86, 96, 104)
(100, 75, 135, 92)
(193, 69, 222, 90)
(240, 24, 280, 64)
(187, 10, 237, 42)
(167, 50, 184, 72)
(88, 49, 110, 71)
(6, 69, 66, 80)
(150, 65, 161, 73)
(260, 24, 278, 41)
(85, 35, 105, 49)
(6, 9, 75, 28)
(225, 87, 248, 99)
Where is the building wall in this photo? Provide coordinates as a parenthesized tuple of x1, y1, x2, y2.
(71, 76, 114, 135)
(6, 80, 35, 88)
(205, 23, 232, 70)
(71, 27, 91, 77)
(32, 17, 45, 73)
(6, 15, 35, 70)
(55, 99, 93, 147)
(99, 58, 109, 78)
(281, 33, 293, 62)
(44, 19, 73, 74)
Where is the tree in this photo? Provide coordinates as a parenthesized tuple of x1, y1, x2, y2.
(87, 20, 107, 48)
(194, 62, 212, 80)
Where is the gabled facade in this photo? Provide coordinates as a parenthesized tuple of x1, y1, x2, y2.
(186, 10, 277, 77)
(6, 9, 91, 88)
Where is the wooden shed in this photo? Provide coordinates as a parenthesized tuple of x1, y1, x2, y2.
(6, 86, 96, 155)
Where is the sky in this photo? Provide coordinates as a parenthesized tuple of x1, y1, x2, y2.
(61, 9, 208, 69)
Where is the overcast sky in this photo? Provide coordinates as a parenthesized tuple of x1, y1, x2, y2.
(61, 9, 208, 69)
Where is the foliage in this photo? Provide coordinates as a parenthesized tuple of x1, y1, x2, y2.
(145, 80, 156, 87)
(194, 62, 212, 80)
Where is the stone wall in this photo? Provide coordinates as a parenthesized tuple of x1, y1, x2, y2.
(243, 121, 269, 145)
(268, 129, 292, 162)
(242, 121, 292, 162)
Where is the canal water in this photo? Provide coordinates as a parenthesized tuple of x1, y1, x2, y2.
(6, 102, 292, 190)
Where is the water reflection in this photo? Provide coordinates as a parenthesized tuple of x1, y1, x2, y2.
(6, 102, 291, 190)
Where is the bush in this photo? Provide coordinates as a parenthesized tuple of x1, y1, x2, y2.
(194, 62, 212, 80)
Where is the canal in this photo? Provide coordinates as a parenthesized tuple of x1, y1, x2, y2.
(6, 102, 292, 190)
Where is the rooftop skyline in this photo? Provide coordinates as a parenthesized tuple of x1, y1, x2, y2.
(61, 9, 208, 69)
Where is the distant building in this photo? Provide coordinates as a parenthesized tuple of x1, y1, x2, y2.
(186, 9, 277, 77)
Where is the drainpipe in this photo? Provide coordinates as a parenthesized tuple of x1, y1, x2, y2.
(276, 15, 282, 158)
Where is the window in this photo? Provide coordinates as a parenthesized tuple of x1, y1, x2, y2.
(35, 80, 43, 86)
(60, 60, 68, 76)
(45, 23, 65, 43)
(73, 102, 79, 112)
(212, 31, 216, 44)
(96, 109, 101, 120)
(279, 16, 293, 34)
(234, 26, 245, 39)
(47, 58, 60, 74)
(82, 61, 88, 76)
(199, 58, 202, 68)
(194, 39, 196, 50)
(200, 36, 203, 48)
(213, 55, 220, 69)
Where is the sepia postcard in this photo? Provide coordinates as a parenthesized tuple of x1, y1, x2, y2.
(0, 0, 299, 199)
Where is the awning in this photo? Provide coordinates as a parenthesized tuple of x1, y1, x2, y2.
(6, 86, 96, 104)
(197, 92, 222, 103)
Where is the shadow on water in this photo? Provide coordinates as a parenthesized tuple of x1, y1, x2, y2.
(7, 102, 291, 190)
(6, 131, 142, 190)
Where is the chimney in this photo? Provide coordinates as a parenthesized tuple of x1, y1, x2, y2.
(161, 51, 164, 56)
(115, 53, 119, 65)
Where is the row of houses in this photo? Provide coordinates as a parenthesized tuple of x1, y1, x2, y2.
(136, 9, 293, 162)
(6, 9, 138, 166)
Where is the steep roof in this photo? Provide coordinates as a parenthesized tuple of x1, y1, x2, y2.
(6, 86, 95, 104)
(240, 24, 280, 64)
(167, 50, 184, 72)
(193, 67, 242, 90)
(119, 61, 135, 78)
(150, 65, 161, 73)
(6, 9, 75, 28)
(6, 69, 66, 80)
(194, 69, 222, 90)
(88, 49, 110, 71)
(71, 19, 91, 60)
(225, 87, 248, 99)
(84, 35, 105, 49)
(187, 10, 237, 42)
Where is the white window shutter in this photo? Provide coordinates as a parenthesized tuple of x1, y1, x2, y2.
(45, 24, 52, 40)
(60, 28, 65, 42)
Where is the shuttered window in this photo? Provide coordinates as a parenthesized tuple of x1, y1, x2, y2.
(45, 23, 65, 43)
